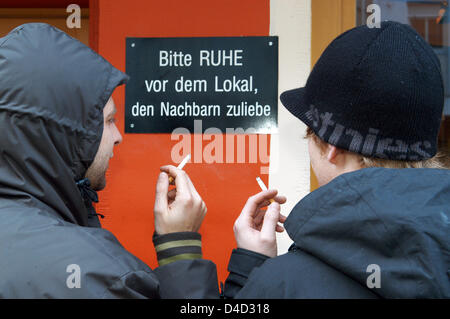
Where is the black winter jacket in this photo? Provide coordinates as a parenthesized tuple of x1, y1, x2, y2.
(224, 167, 450, 298)
(0, 23, 218, 298)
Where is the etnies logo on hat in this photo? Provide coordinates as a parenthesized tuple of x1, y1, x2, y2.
(305, 104, 433, 161)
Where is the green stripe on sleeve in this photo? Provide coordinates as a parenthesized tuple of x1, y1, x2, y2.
(154, 239, 202, 253)
(158, 253, 203, 266)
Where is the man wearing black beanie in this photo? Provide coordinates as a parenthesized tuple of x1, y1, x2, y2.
(224, 21, 450, 298)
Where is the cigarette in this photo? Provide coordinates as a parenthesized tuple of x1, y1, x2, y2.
(169, 154, 191, 183)
(256, 176, 275, 203)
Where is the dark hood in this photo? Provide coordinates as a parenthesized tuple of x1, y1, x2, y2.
(285, 167, 450, 298)
(0, 23, 128, 226)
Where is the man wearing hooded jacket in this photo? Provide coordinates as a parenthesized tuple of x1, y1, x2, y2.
(224, 21, 450, 298)
(0, 23, 218, 298)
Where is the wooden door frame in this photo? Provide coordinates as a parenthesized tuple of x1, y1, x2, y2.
(310, 0, 356, 191)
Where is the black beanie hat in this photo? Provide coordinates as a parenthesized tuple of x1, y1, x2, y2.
(280, 21, 444, 161)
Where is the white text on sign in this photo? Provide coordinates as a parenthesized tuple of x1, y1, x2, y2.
(159, 50, 244, 67)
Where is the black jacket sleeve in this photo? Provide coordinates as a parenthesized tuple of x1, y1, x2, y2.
(152, 232, 220, 298)
(154, 259, 219, 298)
(222, 248, 270, 298)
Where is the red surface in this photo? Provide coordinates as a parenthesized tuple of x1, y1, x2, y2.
(89, 0, 98, 52)
(93, 0, 270, 283)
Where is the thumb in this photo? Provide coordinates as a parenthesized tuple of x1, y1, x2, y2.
(260, 202, 280, 238)
(154, 172, 169, 214)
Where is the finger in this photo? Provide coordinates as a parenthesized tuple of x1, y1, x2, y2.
(242, 189, 278, 219)
(167, 188, 177, 201)
(177, 171, 205, 213)
(161, 164, 192, 188)
(276, 224, 285, 232)
(253, 209, 266, 229)
(257, 195, 287, 209)
(274, 195, 287, 204)
(183, 171, 201, 200)
(254, 211, 286, 231)
(260, 202, 280, 238)
(160, 165, 177, 178)
(160, 165, 191, 197)
(154, 172, 169, 213)
(254, 209, 285, 222)
(257, 200, 271, 209)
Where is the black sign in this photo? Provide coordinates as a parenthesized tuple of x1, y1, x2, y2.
(125, 36, 278, 133)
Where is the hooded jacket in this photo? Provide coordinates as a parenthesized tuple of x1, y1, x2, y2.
(223, 167, 450, 298)
(0, 23, 218, 298)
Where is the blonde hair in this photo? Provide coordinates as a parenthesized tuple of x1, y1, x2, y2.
(305, 127, 449, 169)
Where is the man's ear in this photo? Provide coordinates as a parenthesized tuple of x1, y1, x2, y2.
(326, 145, 344, 164)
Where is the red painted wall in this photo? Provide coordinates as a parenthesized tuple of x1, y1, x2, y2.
(93, 0, 271, 283)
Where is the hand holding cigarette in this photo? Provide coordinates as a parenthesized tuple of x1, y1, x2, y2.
(233, 186, 287, 258)
(154, 155, 206, 235)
